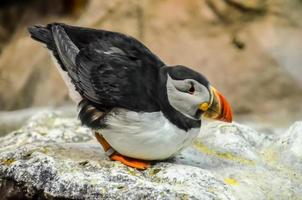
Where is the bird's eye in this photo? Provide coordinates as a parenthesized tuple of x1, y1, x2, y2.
(188, 84, 195, 94)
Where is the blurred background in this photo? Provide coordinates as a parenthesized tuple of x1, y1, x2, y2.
(0, 0, 302, 133)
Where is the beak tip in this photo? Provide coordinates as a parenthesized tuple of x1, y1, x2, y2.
(224, 109, 233, 123)
(214, 88, 233, 123)
(218, 113, 233, 123)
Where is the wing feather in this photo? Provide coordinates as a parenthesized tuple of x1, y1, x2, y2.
(50, 23, 164, 112)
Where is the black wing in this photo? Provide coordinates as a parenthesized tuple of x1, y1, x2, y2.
(29, 23, 165, 112)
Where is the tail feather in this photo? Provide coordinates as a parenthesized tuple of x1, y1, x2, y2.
(28, 25, 54, 49)
(28, 24, 66, 71)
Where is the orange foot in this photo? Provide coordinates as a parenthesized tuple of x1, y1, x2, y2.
(95, 132, 150, 170)
(110, 153, 150, 170)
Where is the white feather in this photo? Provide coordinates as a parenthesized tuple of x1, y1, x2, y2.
(50, 53, 82, 103)
(100, 108, 200, 160)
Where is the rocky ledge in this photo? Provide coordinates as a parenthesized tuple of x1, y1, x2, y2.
(0, 111, 301, 199)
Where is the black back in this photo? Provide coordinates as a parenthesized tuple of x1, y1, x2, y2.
(29, 23, 164, 112)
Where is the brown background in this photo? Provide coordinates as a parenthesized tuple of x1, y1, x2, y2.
(0, 0, 301, 125)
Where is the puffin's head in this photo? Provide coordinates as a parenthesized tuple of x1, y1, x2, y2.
(163, 65, 232, 123)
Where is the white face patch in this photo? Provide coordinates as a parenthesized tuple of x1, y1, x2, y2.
(166, 74, 211, 119)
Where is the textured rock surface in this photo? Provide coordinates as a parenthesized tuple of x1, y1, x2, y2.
(0, 105, 76, 136)
(0, 112, 301, 199)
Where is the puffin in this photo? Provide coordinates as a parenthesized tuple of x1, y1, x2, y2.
(28, 23, 232, 169)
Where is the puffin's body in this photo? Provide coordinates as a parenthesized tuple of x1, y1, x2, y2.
(28, 23, 232, 168)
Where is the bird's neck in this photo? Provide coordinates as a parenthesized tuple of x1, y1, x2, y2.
(161, 105, 201, 131)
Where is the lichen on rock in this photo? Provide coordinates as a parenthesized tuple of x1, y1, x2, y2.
(0, 111, 301, 199)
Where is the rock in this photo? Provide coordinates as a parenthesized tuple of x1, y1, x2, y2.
(0, 105, 76, 136)
(274, 122, 302, 171)
(0, 112, 301, 199)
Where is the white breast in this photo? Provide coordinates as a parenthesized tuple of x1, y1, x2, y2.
(100, 109, 200, 160)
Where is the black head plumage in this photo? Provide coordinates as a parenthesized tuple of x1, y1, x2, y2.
(167, 65, 209, 87)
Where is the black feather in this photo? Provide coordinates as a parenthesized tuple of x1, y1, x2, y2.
(28, 23, 205, 131)
(78, 100, 111, 129)
(49, 23, 164, 112)
(28, 25, 67, 71)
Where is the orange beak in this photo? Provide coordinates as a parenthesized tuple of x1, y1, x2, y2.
(200, 87, 233, 123)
